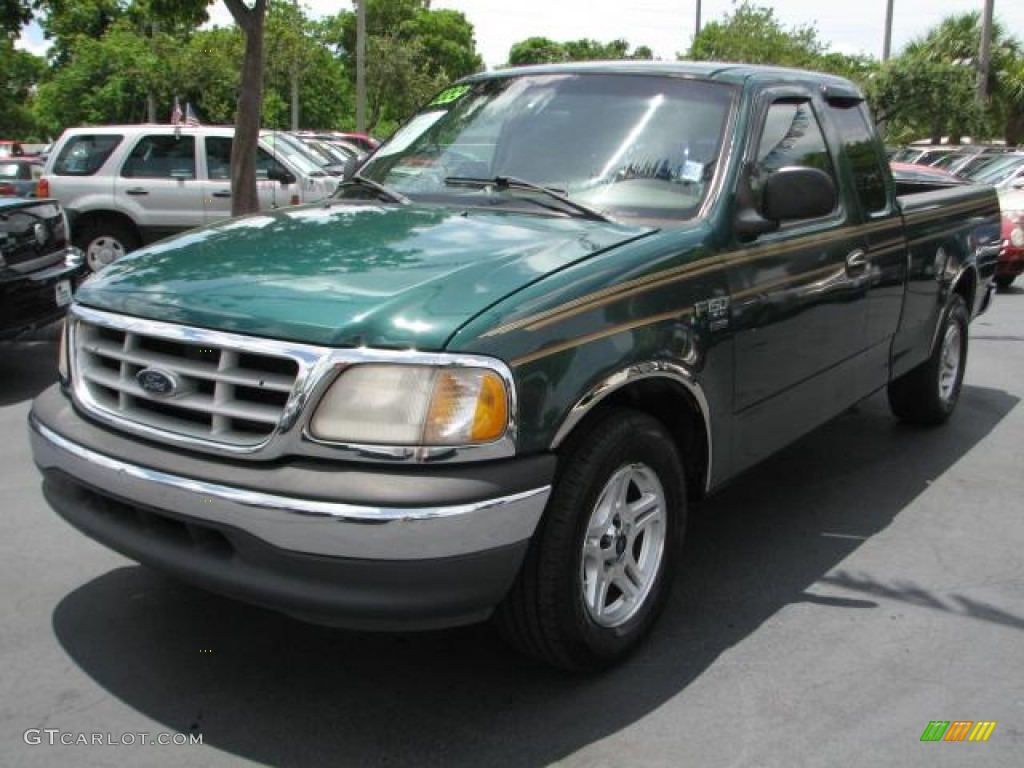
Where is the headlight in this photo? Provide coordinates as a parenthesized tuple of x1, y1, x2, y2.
(57, 320, 69, 382)
(1003, 211, 1024, 247)
(310, 364, 510, 445)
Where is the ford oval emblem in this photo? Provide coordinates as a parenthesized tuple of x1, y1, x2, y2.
(136, 368, 178, 397)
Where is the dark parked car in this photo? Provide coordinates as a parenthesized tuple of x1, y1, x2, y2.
(0, 197, 87, 340)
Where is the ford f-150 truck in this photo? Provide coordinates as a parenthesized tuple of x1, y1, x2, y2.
(29, 63, 1001, 671)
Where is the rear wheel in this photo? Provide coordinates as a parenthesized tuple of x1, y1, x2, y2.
(496, 409, 686, 671)
(74, 217, 140, 272)
(888, 294, 969, 425)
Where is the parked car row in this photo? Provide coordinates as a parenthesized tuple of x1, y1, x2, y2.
(888, 143, 1024, 290)
(33, 125, 365, 272)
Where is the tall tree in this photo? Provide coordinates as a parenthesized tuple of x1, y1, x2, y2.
(687, 0, 825, 68)
(262, 5, 351, 130)
(1, 0, 31, 38)
(507, 36, 653, 66)
(363, 33, 444, 134)
(0, 41, 44, 137)
(224, 0, 266, 216)
(871, 12, 1024, 143)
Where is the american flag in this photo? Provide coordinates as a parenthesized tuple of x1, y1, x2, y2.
(170, 97, 183, 125)
(185, 103, 201, 127)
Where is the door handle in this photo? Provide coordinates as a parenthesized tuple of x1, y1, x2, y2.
(124, 188, 149, 196)
(845, 249, 868, 276)
(212, 191, 232, 198)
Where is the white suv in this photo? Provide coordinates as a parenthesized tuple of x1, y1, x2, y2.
(38, 125, 339, 271)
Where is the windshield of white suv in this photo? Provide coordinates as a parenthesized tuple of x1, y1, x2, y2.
(348, 73, 734, 222)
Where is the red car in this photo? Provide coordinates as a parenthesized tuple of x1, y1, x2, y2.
(999, 210, 1024, 288)
(996, 193, 1024, 289)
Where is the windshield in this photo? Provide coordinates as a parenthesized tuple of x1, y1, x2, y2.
(260, 132, 328, 177)
(353, 73, 734, 221)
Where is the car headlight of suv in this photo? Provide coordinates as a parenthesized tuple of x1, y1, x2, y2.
(310, 363, 511, 446)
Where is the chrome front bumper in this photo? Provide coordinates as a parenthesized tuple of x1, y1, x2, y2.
(29, 411, 551, 562)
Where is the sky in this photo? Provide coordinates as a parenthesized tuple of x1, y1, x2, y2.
(19, 1, 1024, 69)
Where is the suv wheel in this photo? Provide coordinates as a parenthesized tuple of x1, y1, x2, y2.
(75, 219, 140, 272)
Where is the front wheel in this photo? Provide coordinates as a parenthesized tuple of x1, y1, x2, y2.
(888, 293, 969, 425)
(74, 218, 141, 272)
(496, 409, 686, 671)
(994, 275, 1015, 291)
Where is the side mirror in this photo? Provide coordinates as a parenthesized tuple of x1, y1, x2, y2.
(762, 166, 837, 221)
(734, 165, 837, 240)
(267, 166, 297, 186)
(341, 153, 362, 181)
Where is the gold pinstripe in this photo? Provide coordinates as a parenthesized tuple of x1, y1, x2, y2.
(498, 198, 996, 365)
(489, 223, 893, 337)
(512, 260, 844, 367)
(511, 307, 694, 367)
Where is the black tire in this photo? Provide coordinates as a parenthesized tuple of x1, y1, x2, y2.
(74, 217, 141, 272)
(994, 275, 1015, 291)
(888, 293, 969, 425)
(495, 408, 686, 671)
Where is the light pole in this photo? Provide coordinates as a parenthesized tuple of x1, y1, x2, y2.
(977, 0, 995, 104)
(882, 0, 894, 61)
(695, 0, 702, 41)
(356, 0, 366, 133)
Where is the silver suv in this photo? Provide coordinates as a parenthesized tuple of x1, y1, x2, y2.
(39, 125, 338, 271)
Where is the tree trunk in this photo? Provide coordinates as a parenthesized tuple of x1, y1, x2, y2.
(224, 0, 267, 217)
(1006, 113, 1024, 147)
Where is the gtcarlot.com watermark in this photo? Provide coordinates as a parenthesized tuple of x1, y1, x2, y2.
(24, 729, 202, 747)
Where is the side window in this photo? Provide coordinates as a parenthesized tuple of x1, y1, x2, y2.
(53, 134, 123, 176)
(828, 103, 888, 214)
(121, 135, 196, 179)
(255, 148, 291, 181)
(206, 137, 232, 180)
(752, 99, 836, 218)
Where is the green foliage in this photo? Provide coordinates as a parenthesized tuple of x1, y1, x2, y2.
(0, 40, 44, 137)
(261, 3, 352, 130)
(868, 12, 1024, 143)
(364, 33, 446, 136)
(176, 27, 243, 124)
(506, 36, 653, 66)
(865, 57, 979, 144)
(334, 0, 482, 82)
(687, 0, 826, 68)
(1, 0, 31, 39)
(33, 19, 164, 134)
(507, 36, 566, 66)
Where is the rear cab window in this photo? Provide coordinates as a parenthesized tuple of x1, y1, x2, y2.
(53, 135, 123, 176)
(826, 102, 889, 216)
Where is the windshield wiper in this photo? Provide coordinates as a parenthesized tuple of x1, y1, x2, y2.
(444, 175, 611, 222)
(339, 174, 411, 205)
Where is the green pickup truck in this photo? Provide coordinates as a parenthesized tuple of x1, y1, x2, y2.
(29, 63, 1001, 670)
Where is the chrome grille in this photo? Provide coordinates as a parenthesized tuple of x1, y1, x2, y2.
(73, 315, 300, 447)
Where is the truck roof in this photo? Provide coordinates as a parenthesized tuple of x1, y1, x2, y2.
(472, 60, 861, 94)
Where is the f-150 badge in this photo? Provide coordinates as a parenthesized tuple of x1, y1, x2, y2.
(694, 297, 731, 332)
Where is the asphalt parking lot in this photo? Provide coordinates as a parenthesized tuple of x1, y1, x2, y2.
(2, 291, 1022, 768)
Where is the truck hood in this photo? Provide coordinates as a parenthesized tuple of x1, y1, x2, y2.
(76, 204, 654, 348)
